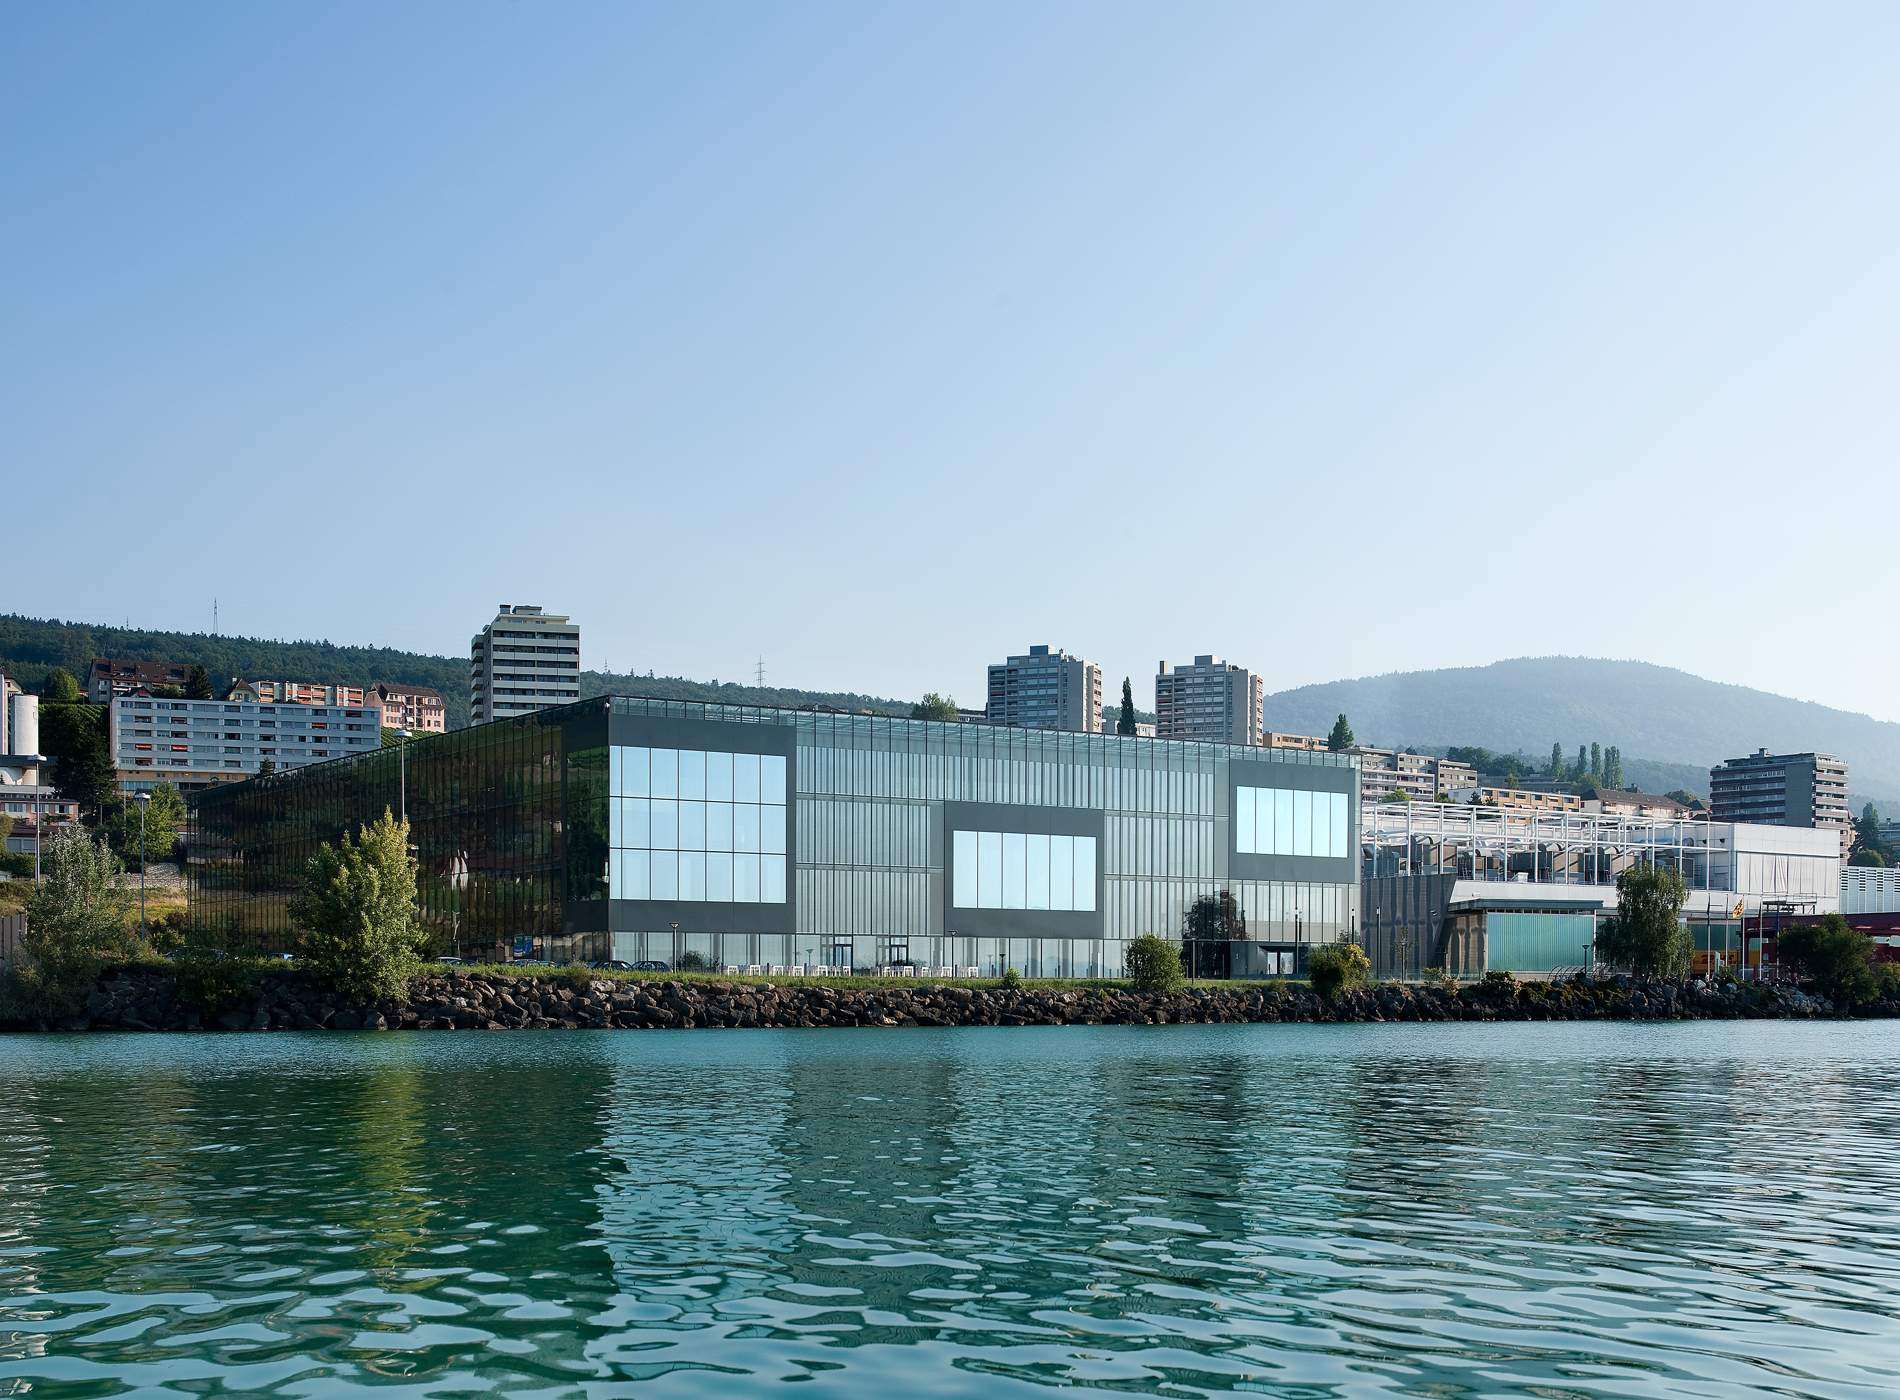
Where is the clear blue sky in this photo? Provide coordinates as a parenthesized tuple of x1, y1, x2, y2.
(8, 3, 1899, 719)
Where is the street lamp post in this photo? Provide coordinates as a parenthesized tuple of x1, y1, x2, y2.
(136, 791, 151, 943)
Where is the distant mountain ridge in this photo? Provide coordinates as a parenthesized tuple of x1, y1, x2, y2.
(1263, 656, 1900, 801)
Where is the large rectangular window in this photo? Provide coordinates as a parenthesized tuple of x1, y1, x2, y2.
(1238, 785, 1348, 860)
(611, 746, 788, 902)
(952, 830, 1097, 912)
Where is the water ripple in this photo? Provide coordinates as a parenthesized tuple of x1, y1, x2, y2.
(2, 1022, 1899, 1396)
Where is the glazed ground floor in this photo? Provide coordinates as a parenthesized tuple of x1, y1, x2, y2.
(457, 930, 1323, 978)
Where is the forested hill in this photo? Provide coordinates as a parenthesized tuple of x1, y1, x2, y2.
(0, 614, 909, 730)
(1263, 656, 1900, 801)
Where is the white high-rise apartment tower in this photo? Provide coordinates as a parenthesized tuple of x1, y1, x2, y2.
(470, 604, 582, 723)
(1154, 655, 1265, 746)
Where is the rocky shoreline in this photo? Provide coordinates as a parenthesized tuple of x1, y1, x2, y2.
(24, 966, 1893, 1033)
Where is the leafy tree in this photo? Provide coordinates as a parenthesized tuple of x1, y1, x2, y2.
(1327, 713, 1355, 751)
(1851, 802, 1891, 867)
(1778, 914, 1876, 1006)
(113, 783, 185, 864)
(40, 703, 116, 819)
(1118, 679, 1137, 736)
(38, 667, 81, 703)
(0, 813, 10, 845)
(184, 664, 215, 700)
(909, 692, 959, 722)
(1308, 942, 1371, 1000)
(1388, 787, 1411, 804)
(289, 810, 424, 1004)
(1594, 865, 1691, 977)
(1181, 890, 1245, 978)
(1590, 742, 1602, 779)
(1548, 742, 1565, 777)
(256, 758, 277, 778)
(3, 828, 135, 1023)
(676, 950, 712, 971)
(1604, 746, 1624, 788)
(1666, 789, 1707, 811)
(1125, 934, 1184, 994)
(1575, 745, 1589, 778)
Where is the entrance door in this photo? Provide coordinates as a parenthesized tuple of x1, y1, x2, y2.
(828, 941, 853, 970)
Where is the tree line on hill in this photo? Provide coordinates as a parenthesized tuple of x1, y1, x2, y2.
(0, 613, 919, 733)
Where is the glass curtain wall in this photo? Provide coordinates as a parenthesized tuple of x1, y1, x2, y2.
(605, 698, 1358, 976)
(190, 709, 577, 959)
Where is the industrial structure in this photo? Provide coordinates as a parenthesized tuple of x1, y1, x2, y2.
(189, 694, 1361, 977)
(1360, 799, 1840, 979)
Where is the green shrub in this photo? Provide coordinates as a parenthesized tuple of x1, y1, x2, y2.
(998, 965, 1023, 990)
(1124, 935, 1185, 994)
(1779, 915, 1878, 1006)
(0, 852, 34, 879)
(1308, 942, 1372, 1001)
(171, 954, 269, 1017)
(1479, 969, 1517, 994)
(289, 810, 424, 1004)
(7, 828, 136, 1024)
(1422, 966, 1457, 991)
(676, 950, 713, 972)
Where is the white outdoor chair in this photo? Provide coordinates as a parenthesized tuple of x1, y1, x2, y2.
(962, 966, 980, 978)
(746, 964, 763, 976)
(723, 965, 739, 975)
(769, 964, 787, 976)
(938, 966, 955, 979)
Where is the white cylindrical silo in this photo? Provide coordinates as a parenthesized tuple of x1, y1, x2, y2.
(9, 693, 40, 759)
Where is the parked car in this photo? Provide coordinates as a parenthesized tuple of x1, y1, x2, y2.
(437, 956, 464, 966)
(589, 959, 633, 971)
(632, 959, 670, 972)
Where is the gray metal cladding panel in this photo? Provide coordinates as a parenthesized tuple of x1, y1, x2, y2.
(940, 801, 1106, 940)
(607, 714, 795, 758)
(607, 898, 796, 936)
(606, 713, 797, 935)
(1228, 756, 1359, 883)
(1229, 757, 1357, 795)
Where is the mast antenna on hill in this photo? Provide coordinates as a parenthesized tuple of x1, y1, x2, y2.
(755, 657, 766, 688)
(213, 598, 219, 635)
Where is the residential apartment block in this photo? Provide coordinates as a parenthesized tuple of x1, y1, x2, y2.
(110, 694, 382, 794)
(470, 604, 582, 723)
(1709, 749, 1852, 849)
(985, 644, 1102, 733)
(87, 658, 192, 703)
(231, 679, 368, 708)
(1154, 655, 1264, 746)
(1354, 748, 1478, 803)
(371, 681, 447, 734)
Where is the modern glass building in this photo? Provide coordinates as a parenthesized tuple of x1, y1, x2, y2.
(190, 696, 1361, 975)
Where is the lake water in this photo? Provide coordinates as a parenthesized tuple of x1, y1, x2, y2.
(3, 1022, 1899, 1398)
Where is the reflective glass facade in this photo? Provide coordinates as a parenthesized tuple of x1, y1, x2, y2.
(191, 696, 1361, 975)
(190, 706, 602, 961)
